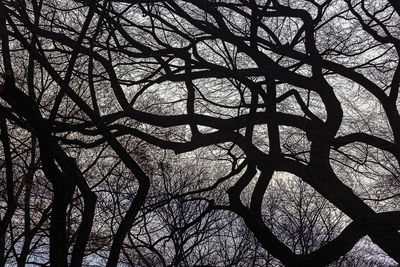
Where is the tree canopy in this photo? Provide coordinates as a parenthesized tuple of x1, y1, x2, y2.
(0, 0, 400, 266)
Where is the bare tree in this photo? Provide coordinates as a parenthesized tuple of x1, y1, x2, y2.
(1, 0, 400, 266)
